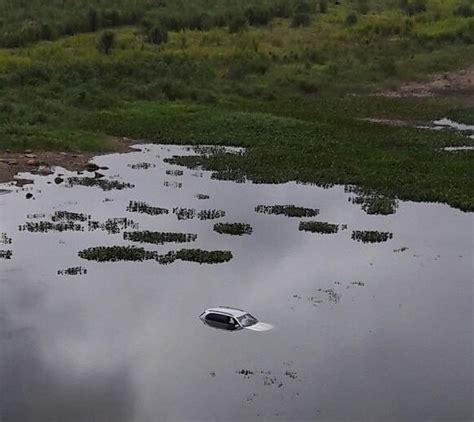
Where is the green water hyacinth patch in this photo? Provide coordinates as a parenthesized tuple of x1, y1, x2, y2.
(19, 221, 84, 233)
(128, 162, 156, 169)
(173, 207, 226, 220)
(0, 233, 12, 245)
(195, 194, 210, 200)
(255, 205, 319, 217)
(124, 231, 197, 245)
(0, 250, 12, 259)
(175, 249, 232, 264)
(127, 201, 169, 216)
(57, 266, 87, 276)
(66, 177, 134, 191)
(213, 223, 253, 235)
(299, 221, 339, 234)
(351, 230, 393, 243)
(79, 246, 160, 262)
(166, 169, 184, 176)
(88, 218, 139, 234)
(52, 211, 90, 222)
(345, 186, 398, 215)
(78, 246, 232, 264)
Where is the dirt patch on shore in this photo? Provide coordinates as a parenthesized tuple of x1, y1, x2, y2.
(0, 137, 138, 185)
(377, 65, 474, 99)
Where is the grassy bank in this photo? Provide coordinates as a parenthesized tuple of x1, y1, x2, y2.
(0, 0, 473, 210)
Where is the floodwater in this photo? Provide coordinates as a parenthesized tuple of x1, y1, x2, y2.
(0, 145, 472, 422)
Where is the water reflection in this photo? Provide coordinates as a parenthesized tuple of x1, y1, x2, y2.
(0, 144, 472, 421)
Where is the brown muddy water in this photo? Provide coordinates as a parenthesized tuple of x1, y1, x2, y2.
(0, 145, 473, 421)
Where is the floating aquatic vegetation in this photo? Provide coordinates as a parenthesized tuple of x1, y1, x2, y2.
(26, 213, 46, 219)
(163, 181, 182, 188)
(393, 246, 409, 253)
(351, 230, 393, 243)
(193, 146, 232, 156)
(19, 221, 83, 233)
(0, 250, 12, 259)
(350, 281, 365, 287)
(0, 233, 12, 245)
(66, 177, 134, 191)
(127, 201, 169, 216)
(57, 266, 87, 276)
(173, 207, 196, 220)
(284, 370, 298, 380)
(213, 223, 253, 236)
(191, 171, 204, 178)
(172, 208, 225, 221)
(211, 170, 246, 183)
(255, 205, 319, 217)
(198, 209, 225, 220)
(298, 221, 339, 234)
(124, 231, 197, 245)
(52, 211, 90, 222)
(324, 288, 342, 304)
(296, 181, 334, 189)
(175, 248, 232, 264)
(195, 194, 209, 200)
(236, 369, 254, 378)
(166, 169, 184, 176)
(79, 245, 159, 262)
(345, 186, 398, 215)
(128, 162, 156, 169)
(88, 218, 139, 234)
(78, 245, 231, 264)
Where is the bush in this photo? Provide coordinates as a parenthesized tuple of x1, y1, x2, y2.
(399, 0, 426, 16)
(319, 0, 328, 13)
(454, 5, 474, 18)
(345, 13, 358, 26)
(273, 0, 292, 18)
(147, 25, 168, 45)
(245, 6, 271, 26)
(87, 7, 99, 32)
(292, 13, 311, 27)
(229, 14, 248, 33)
(294, 0, 311, 14)
(96, 30, 115, 54)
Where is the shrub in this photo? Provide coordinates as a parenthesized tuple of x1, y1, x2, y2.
(96, 30, 115, 54)
(345, 13, 358, 26)
(399, 0, 426, 16)
(245, 6, 271, 26)
(273, 0, 292, 18)
(292, 13, 311, 27)
(87, 7, 99, 32)
(319, 0, 328, 13)
(229, 14, 248, 33)
(454, 5, 474, 18)
(147, 25, 168, 45)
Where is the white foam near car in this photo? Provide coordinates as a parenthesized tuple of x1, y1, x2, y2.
(199, 306, 273, 332)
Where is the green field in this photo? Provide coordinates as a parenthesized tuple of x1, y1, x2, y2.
(0, 0, 473, 210)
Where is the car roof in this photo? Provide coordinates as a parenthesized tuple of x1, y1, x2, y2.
(205, 307, 248, 318)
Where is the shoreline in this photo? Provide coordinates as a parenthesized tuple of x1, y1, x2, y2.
(0, 137, 138, 186)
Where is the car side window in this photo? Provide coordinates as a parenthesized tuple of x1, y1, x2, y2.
(205, 313, 220, 322)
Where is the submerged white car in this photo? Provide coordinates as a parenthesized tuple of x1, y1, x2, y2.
(199, 306, 272, 332)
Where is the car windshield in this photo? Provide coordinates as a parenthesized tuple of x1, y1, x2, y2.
(237, 313, 258, 327)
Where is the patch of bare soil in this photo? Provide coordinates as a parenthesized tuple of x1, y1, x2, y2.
(376, 65, 474, 98)
(0, 137, 138, 185)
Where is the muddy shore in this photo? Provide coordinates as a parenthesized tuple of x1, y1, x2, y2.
(0, 137, 137, 185)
